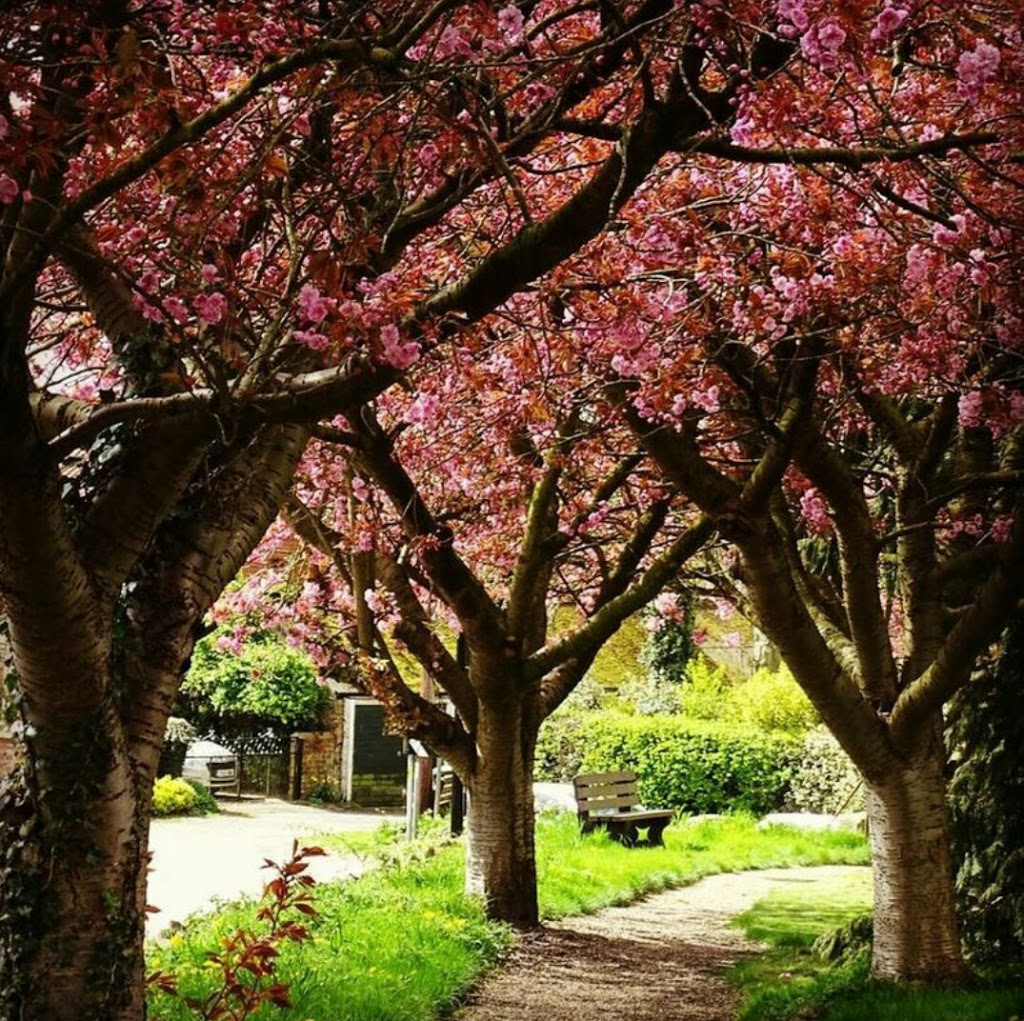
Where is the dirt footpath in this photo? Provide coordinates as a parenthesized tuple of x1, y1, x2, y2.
(455, 865, 868, 1021)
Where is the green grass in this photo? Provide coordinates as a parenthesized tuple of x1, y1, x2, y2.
(534, 812, 868, 919)
(149, 812, 867, 1020)
(729, 872, 1024, 1021)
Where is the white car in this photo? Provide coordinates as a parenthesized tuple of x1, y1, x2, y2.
(182, 740, 240, 795)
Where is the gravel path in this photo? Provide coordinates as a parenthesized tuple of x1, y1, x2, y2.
(455, 865, 868, 1021)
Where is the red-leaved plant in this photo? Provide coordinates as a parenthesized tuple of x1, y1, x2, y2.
(148, 841, 325, 1019)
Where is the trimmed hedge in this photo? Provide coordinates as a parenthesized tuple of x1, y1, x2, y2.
(538, 712, 801, 815)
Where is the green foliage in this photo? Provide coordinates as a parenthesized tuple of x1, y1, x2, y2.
(679, 655, 734, 720)
(640, 600, 695, 685)
(732, 664, 819, 734)
(563, 712, 801, 815)
(179, 627, 330, 740)
(152, 777, 201, 817)
(306, 778, 343, 805)
(812, 913, 873, 964)
(788, 727, 865, 814)
(731, 872, 1024, 1021)
(182, 779, 219, 815)
(948, 615, 1024, 965)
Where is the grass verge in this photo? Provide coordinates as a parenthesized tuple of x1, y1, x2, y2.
(147, 812, 868, 1021)
(729, 871, 1024, 1021)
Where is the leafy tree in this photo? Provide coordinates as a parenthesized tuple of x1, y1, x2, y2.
(178, 628, 329, 740)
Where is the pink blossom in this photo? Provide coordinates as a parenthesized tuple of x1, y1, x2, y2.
(777, 0, 809, 32)
(1009, 391, 1024, 422)
(0, 174, 20, 205)
(351, 476, 370, 502)
(194, 291, 228, 324)
(417, 141, 440, 167)
(714, 598, 734, 621)
(691, 628, 708, 647)
(380, 323, 420, 370)
(406, 392, 440, 426)
(434, 24, 472, 59)
(991, 515, 1014, 543)
(497, 5, 524, 43)
(871, 6, 908, 44)
(363, 588, 384, 614)
(164, 296, 190, 323)
(817, 18, 847, 52)
(0, 114, 9, 139)
(298, 283, 330, 324)
(904, 244, 932, 285)
(957, 391, 985, 429)
(722, 631, 742, 649)
(692, 385, 721, 414)
(201, 263, 219, 284)
(957, 41, 1001, 99)
(216, 633, 244, 656)
(655, 592, 683, 621)
(293, 329, 329, 350)
(799, 487, 832, 535)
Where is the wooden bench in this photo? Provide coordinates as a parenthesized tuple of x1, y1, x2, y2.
(573, 771, 673, 847)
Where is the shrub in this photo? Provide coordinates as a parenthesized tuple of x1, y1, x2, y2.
(183, 778, 220, 815)
(570, 712, 800, 815)
(152, 776, 201, 817)
(179, 626, 330, 740)
(535, 712, 588, 782)
(789, 727, 865, 813)
(679, 656, 736, 721)
(732, 664, 818, 734)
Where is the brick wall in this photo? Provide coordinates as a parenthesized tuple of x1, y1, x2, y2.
(291, 697, 345, 800)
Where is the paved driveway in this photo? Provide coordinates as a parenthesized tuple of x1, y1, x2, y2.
(147, 797, 400, 937)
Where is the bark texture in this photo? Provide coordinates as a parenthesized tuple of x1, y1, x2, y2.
(866, 726, 969, 983)
(464, 701, 540, 929)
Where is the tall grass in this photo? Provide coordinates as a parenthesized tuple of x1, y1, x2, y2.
(730, 872, 1024, 1021)
(148, 813, 869, 1021)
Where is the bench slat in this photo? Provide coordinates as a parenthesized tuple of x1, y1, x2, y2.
(576, 781, 638, 799)
(578, 793, 639, 812)
(573, 770, 634, 786)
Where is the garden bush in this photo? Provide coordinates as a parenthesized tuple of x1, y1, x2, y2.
(788, 728, 865, 814)
(542, 712, 800, 815)
(152, 776, 201, 817)
(732, 664, 818, 734)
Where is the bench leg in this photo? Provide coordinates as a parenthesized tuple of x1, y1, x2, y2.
(647, 819, 669, 847)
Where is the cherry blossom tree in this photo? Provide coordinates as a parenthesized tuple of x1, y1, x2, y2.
(0, 1, 817, 1015)
(2, 0, 1017, 1015)
(234, 327, 717, 927)
(540, 1, 1023, 982)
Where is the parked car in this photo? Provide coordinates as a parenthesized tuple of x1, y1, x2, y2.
(182, 740, 240, 796)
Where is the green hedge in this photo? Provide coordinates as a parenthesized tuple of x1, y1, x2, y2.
(539, 712, 801, 815)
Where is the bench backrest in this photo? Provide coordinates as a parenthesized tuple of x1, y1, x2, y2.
(573, 771, 640, 820)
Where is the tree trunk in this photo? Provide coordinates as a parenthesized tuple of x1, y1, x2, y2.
(866, 725, 970, 983)
(0, 720, 151, 1021)
(464, 700, 539, 928)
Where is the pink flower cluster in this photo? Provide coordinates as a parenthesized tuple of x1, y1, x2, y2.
(380, 323, 420, 370)
(0, 173, 20, 204)
(957, 41, 1001, 100)
(799, 487, 832, 535)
